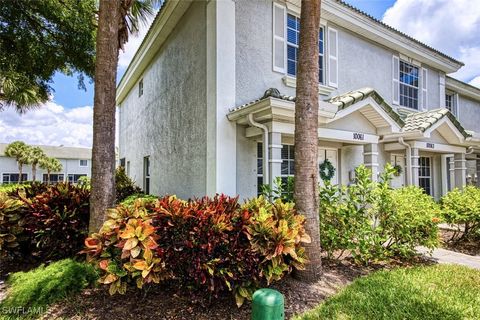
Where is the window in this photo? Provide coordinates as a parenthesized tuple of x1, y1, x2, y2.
(139, 79, 144, 97)
(281, 145, 295, 186)
(67, 174, 87, 184)
(445, 93, 457, 116)
(286, 14, 325, 84)
(43, 174, 64, 184)
(418, 157, 432, 196)
(2, 173, 27, 184)
(143, 156, 150, 195)
(257, 143, 264, 195)
(120, 158, 126, 168)
(126, 161, 131, 176)
(79, 159, 88, 167)
(399, 60, 419, 109)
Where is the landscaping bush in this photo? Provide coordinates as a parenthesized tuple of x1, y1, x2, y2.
(83, 195, 309, 306)
(319, 165, 440, 263)
(120, 193, 157, 207)
(0, 259, 97, 319)
(441, 185, 480, 241)
(115, 166, 143, 203)
(0, 183, 90, 262)
(0, 192, 24, 259)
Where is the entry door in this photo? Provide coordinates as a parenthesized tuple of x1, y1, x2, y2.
(390, 154, 405, 188)
(318, 149, 338, 185)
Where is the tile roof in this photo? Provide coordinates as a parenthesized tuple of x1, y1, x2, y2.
(228, 88, 295, 112)
(403, 108, 470, 138)
(328, 87, 405, 127)
(334, 0, 463, 66)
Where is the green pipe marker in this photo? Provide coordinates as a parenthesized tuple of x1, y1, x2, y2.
(251, 288, 285, 320)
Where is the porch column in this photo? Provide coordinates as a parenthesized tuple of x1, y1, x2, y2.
(476, 156, 480, 187)
(363, 143, 379, 182)
(269, 132, 283, 186)
(454, 153, 467, 189)
(411, 148, 420, 186)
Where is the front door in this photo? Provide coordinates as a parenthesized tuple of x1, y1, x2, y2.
(318, 148, 338, 185)
(390, 154, 405, 188)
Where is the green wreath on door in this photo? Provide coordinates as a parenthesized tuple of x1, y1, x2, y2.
(319, 159, 336, 181)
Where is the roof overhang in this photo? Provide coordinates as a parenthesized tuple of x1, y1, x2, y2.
(326, 96, 403, 134)
(317, 0, 463, 73)
(226, 97, 337, 125)
(446, 76, 480, 102)
(116, 0, 193, 105)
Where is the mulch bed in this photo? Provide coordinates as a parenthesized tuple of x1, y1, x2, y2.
(40, 260, 374, 320)
(440, 229, 480, 256)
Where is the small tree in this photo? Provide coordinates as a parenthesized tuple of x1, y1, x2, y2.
(26, 146, 46, 182)
(4, 141, 30, 183)
(39, 157, 62, 184)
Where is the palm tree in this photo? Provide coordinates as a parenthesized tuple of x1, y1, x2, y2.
(90, 0, 159, 232)
(26, 146, 46, 182)
(0, 73, 48, 114)
(4, 141, 30, 183)
(293, 0, 323, 281)
(39, 157, 62, 184)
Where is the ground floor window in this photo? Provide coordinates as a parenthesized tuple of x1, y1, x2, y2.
(144, 156, 150, 195)
(43, 174, 64, 184)
(2, 173, 27, 184)
(281, 145, 295, 186)
(67, 174, 87, 184)
(419, 156, 432, 196)
(257, 143, 263, 195)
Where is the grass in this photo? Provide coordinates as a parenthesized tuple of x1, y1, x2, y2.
(0, 259, 97, 319)
(294, 264, 480, 320)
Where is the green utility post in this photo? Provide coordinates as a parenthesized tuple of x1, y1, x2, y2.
(251, 288, 284, 320)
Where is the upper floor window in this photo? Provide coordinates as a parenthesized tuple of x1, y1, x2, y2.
(286, 14, 325, 84)
(79, 159, 88, 167)
(399, 60, 419, 109)
(445, 92, 458, 116)
(138, 78, 144, 97)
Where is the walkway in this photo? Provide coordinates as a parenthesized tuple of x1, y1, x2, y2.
(417, 246, 480, 270)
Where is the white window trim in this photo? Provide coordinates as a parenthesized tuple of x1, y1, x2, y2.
(421, 67, 428, 111)
(392, 55, 400, 105)
(79, 159, 88, 167)
(272, 2, 287, 73)
(282, 75, 336, 95)
(327, 26, 338, 88)
(398, 59, 420, 110)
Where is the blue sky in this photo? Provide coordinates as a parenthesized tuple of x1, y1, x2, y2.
(2, 0, 480, 147)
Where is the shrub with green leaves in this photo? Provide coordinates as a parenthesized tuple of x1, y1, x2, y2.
(0, 192, 25, 259)
(319, 164, 440, 263)
(115, 166, 143, 203)
(0, 259, 97, 318)
(83, 195, 309, 306)
(441, 185, 480, 241)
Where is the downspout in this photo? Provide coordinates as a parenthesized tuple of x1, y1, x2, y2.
(247, 113, 269, 186)
(398, 137, 412, 185)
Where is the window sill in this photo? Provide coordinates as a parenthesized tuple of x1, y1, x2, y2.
(395, 106, 421, 115)
(282, 76, 336, 96)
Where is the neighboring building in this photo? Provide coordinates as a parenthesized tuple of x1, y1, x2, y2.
(0, 144, 92, 184)
(117, 0, 480, 200)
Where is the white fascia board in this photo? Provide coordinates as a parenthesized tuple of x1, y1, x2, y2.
(321, 0, 462, 73)
(412, 141, 466, 154)
(423, 117, 465, 144)
(445, 77, 480, 102)
(116, 0, 193, 105)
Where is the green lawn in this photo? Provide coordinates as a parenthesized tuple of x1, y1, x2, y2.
(294, 264, 480, 320)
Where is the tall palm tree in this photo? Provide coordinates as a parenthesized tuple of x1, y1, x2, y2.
(294, 0, 323, 281)
(39, 157, 62, 184)
(26, 146, 46, 182)
(90, 0, 159, 232)
(4, 141, 30, 183)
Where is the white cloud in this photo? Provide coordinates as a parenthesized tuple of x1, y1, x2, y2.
(118, 13, 157, 68)
(383, 0, 480, 83)
(0, 101, 93, 148)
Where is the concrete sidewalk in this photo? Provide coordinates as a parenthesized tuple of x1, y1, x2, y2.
(417, 246, 480, 270)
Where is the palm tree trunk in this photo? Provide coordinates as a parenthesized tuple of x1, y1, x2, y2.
(293, 0, 322, 282)
(89, 0, 120, 233)
(32, 163, 37, 182)
(18, 162, 23, 183)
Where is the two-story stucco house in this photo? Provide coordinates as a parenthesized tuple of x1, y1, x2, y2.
(0, 144, 92, 184)
(117, 0, 480, 200)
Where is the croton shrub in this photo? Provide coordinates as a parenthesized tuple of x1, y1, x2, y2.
(83, 195, 309, 306)
(0, 183, 90, 262)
